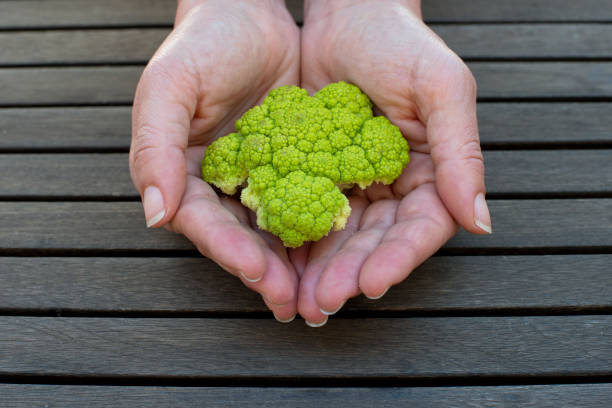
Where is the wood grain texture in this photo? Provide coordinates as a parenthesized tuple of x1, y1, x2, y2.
(0, 0, 303, 28)
(1, 255, 611, 313)
(469, 62, 612, 99)
(1, 384, 611, 407)
(433, 24, 612, 59)
(477, 103, 612, 146)
(1, 200, 610, 250)
(3, 24, 612, 66)
(2, 104, 611, 150)
(422, 0, 612, 22)
(447, 199, 612, 249)
(0, 29, 168, 65)
(0, 154, 133, 197)
(0, 0, 176, 29)
(0, 316, 610, 377)
(0, 107, 131, 150)
(4, 63, 612, 106)
(2, 0, 610, 28)
(1, 150, 610, 197)
(0, 67, 142, 106)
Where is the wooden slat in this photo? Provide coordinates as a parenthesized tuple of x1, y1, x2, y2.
(0, 0, 303, 28)
(0, 67, 142, 106)
(433, 24, 612, 59)
(422, 0, 612, 22)
(4, 25, 612, 66)
(2, 104, 611, 150)
(0, 200, 610, 250)
(469, 62, 612, 99)
(1, 150, 610, 197)
(3, 63, 612, 106)
(448, 199, 612, 249)
(0, 316, 610, 377)
(1, 384, 611, 407)
(477, 103, 612, 146)
(2, 0, 611, 28)
(0, 154, 133, 197)
(1, 255, 610, 313)
(484, 150, 612, 194)
(0, 29, 168, 65)
(0, 0, 176, 29)
(0, 107, 131, 150)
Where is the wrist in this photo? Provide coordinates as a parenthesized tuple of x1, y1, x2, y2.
(304, 0, 421, 21)
(176, 0, 287, 25)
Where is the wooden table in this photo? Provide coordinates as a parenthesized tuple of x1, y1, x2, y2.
(1, 0, 611, 406)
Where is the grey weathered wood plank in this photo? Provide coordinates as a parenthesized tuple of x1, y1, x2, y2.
(0, 0, 302, 28)
(477, 103, 612, 146)
(2, 104, 611, 150)
(4, 25, 612, 66)
(4, 63, 612, 106)
(434, 24, 612, 59)
(0, 154, 134, 197)
(422, 0, 612, 22)
(0, 67, 142, 106)
(1, 150, 609, 197)
(0, 107, 131, 150)
(0, 200, 610, 250)
(0, 29, 168, 65)
(1, 255, 610, 313)
(469, 62, 612, 99)
(0, 316, 610, 377)
(484, 150, 612, 194)
(0, 0, 176, 29)
(1, 384, 611, 407)
(2, 0, 610, 28)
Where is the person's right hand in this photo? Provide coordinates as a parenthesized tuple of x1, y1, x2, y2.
(129, 0, 300, 322)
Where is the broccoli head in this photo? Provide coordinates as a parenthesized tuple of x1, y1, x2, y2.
(201, 81, 410, 247)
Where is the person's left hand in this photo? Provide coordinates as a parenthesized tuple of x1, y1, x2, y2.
(292, 0, 491, 326)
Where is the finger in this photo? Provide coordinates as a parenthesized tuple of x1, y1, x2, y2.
(288, 243, 311, 277)
(217, 193, 298, 307)
(391, 151, 435, 197)
(297, 196, 367, 326)
(263, 294, 298, 324)
(315, 199, 396, 314)
(359, 183, 458, 298)
(170, 175, 267, 282)
(421, 60, 492, 235)
(247, 246, 297, 311)
(246, 211, 299, 307)
(130, 58, 198, 228)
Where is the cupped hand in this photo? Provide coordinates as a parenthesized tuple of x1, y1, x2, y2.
(129, 0, 300, 321)
(295, 0, 492, 325)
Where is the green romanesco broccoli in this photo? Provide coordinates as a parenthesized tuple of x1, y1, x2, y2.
(201, 81, 410, 247)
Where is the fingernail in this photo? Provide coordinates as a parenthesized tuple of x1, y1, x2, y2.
(240, 271, 262, 283)
(274, 313, 295, 324)
(143, 186, 165, 228)
(474, 192, 492, 234)
(366, 287, 389, 300)
(320, 300, 346, 316)
(305, 318, 328, 328)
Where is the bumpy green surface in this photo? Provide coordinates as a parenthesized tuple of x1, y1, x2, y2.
(201, 82, 410, 247)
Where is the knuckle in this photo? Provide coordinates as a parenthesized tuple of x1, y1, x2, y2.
(130, 124, 163, 170)
(458, 139, 485, 174)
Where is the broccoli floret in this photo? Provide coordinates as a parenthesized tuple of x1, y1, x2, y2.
(201, 82, 410, 247)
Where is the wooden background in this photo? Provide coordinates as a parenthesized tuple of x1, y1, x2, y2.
(0, 0, 611, 406)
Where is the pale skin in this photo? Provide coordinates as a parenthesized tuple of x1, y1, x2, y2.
(130, 0, 492, 326)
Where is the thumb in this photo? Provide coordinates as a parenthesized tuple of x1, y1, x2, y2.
(130, 61, 196, 228)
(423, 63, 492, 234)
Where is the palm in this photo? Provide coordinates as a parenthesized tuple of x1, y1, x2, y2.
(294, 1, 479, 324)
